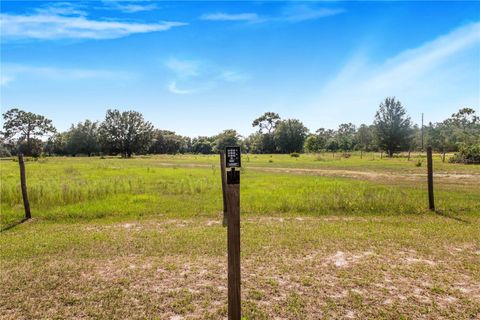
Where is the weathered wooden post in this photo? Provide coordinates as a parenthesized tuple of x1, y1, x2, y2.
(427, 147, 435, 211)
(220, 152, 228, 227)
(18, 154, 31, 219)
(225, 146, 241, 320)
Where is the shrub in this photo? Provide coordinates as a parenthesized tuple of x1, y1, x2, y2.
(415, 160, 422, 167)
(449, 144, 480, 164)
(290, 152, 300, 158)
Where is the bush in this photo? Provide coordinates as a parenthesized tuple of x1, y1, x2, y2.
(415, 160, 422, 167)
(290, 152, 300, 158)
(449, 144, 480, 164)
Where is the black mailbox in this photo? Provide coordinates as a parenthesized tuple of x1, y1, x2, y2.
(225, 147, 241, 168)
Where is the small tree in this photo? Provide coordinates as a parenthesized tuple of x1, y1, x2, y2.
(373, 97, 412, 157)
(98, 109, 154, 157)
(2, 108, 56, 156)
(274, 119, 308, 153)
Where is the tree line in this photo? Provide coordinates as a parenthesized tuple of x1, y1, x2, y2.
(1, 97, 479, 161)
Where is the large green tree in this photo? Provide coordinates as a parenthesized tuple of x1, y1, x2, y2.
(274, 119, 308, 153)
(2, 108, 56, 156)
(251, 112, 280, 153)
(373, 97, 412, 157)
(98, 109, 154, 157)
(150, 130, 188, 154)
(66, 120, 100, 156)
(213, 129, 241, 153)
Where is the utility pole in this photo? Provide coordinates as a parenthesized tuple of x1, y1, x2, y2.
(421, 113, 424, 151)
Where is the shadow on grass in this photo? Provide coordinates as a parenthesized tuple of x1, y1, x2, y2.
(434, 210, 470, 224)
(0, 218, 30, 232)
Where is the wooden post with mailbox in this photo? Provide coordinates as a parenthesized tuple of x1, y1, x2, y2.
(220, 152, 228, 227)
(225, 146, 241, 320)
(427, 146, 435, 211)
(18, 154, 31, 219)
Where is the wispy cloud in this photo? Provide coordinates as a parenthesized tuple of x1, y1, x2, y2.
(1, 64, 131, 86)
(200, 12, 260, 22)
(0, 5, 186, 41)
(164, 58, 249, 95)
(100, 1, 159, 13)
(167, 81, 193, 95)
(278, 5, 344, 23)
(200, 4, 343, 24)
(165, 58, 200, 78)
(309, 21, 480, 126)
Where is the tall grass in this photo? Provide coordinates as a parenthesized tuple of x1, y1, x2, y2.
(1, 156, 479, 227)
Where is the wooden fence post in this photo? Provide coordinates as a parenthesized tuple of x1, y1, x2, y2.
(226, 172, 241, 320)
(224, 146, 242, 320)
(220, 152, 228, 227)
(427, 147, 435, 211)
(18, 154, 31, 219)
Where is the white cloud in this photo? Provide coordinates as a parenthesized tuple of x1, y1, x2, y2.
(35, 2, 87, 16)
(0, 8, 186, 41)
(278, 6, 344, 23)
(100, 1, 159, 13)
(164, 58, 249, 94)
(200, 12, 260, 22)
(220, 70, 249, 82)
(308, 21, 480, 127)
(165, 58, 200, 78)
(167, 81, 192, 95)
(200, 5, 343, 24)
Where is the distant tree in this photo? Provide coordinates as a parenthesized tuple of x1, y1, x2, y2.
(98, 109, 154, 157)
(252, 112, 281, 134)
(0, 135, 12, 157)
(65, 120, 100, 156)
(213, 129, 242, 153)
(336, 123, 357, 151)
(150, 130, 188, 154)
(444, 108, 480, 146)
(18, 138, 44, 157)
(304, 134, 321, 152)
(274, 119, 308, 153)
(191, 136, 214, 154)
(373, 97, 412, 157)
(356, 124, 375, 152)
(45, 133, 68, 156)
(252, 112, 280, 153)
(2, 108, 56, 156)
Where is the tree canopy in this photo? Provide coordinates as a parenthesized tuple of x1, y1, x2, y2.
(2, 108, 56, 156)
(373, 97, 413, 157)
(98, 109, 154, 158)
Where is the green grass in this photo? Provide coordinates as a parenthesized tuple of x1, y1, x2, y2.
(1, 154, 479, 319)
(2, 155, 479, 227)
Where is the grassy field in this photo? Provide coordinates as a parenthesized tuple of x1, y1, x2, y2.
(1, 154, 479, 319)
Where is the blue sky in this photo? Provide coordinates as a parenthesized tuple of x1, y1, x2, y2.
(1, 1, 479, 137)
